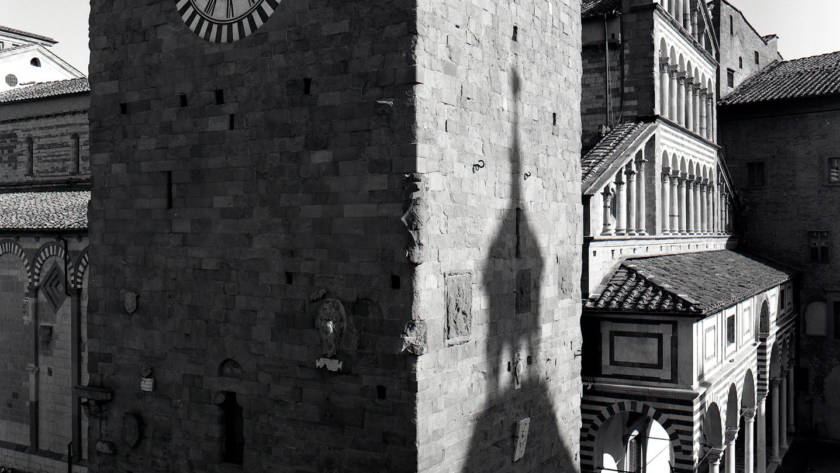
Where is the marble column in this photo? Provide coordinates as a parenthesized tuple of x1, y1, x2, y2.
(660, 59, 670, 117)
(771, 380, 781, 463)
(709, 448, 724, 473)
(685, 78, 693, 129)
(670, 67, 679, 120)
(679, 173, 687, 234)
(708, 95, 715, 141)
(626, 165, 637, 236)
(601, 186, 614, 235)
(636, 156, 647, 234)
(757, 397, 767, 473)
(686, 176, 695, 233)
(699, 90, 707, 137)
(726, 427, 739, 473)
(692, 10, 699, 39)
(671, 170, 680, 232)
(662, 169, 671, 234)
(616, 172, 626, 235)
(694, 177, 702, 233)
(677, 74, 686, 126)
(706, 181, 712, 233)
(744, 408, 756, 473)
(693, 85, 700, 133)
(780, 374, 788, 450)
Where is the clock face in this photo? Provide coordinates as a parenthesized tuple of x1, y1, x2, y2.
(176, 0, 279, 43)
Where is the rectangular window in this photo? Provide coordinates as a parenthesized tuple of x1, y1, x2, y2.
(730, 16, 734, 36)
(747, 162, 765, 187)
(835, 302, 840, 339)
(727, 69, 735, 88)
(727, 315, 736, 344)
(809, 231, 831, 263)
(829, 157, 840, 184)
(755, 51, 760, 64)
(739, 57, 743, 69)
(780, 287, 786, 312)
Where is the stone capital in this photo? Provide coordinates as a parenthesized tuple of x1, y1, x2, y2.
(677, 74, 687, 83)
(725, 426, 739, 444)
(669, 65, 680, 75)
(625, 167, 637, 178)
(660, 57, 670, 69)
(707, 447, 724, 464)
(743, 407, 757, 421)
(601, 186, 613, 198)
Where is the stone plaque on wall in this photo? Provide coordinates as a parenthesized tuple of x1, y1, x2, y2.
(445, 273, 472, 344)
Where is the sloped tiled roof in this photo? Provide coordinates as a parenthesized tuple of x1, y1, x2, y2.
(720, 51, 840, 105)
(582, 0, 621, 18)
(0, 78, 89, 104)
(581, 122, 655, 185)
(0, 25, 56, 44)
(0, 191, 89, 231)
(586, 251, 791, 315)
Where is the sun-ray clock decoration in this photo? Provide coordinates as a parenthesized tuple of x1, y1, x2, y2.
(176, 0, 279, 43)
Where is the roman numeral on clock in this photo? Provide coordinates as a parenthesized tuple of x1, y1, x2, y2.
(226, 0, 234, 18)
(204, 0, 217, 15)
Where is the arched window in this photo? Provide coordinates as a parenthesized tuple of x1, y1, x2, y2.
(30, 57, 41, 67)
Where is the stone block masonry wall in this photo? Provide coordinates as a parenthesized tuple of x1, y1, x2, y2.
(37, 258, 73, 455)
(413, 0, 582, 472)
(581, 45, 622, 150)
(0, 254, 31, 446)
(721, 100, 840, 441)
(580, 7, 655, 151)
(0, 109, 89, 183)
(87, 1, 419, 472)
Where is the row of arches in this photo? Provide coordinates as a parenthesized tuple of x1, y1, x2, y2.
(591, 362, 794, 473)
(0, 240, 88, 290)
(657, 0, 714, 54)
(658, 38, 716, 141)
(660, 152, 730, 235)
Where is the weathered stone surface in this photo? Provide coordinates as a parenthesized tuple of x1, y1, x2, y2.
(444, 272, 471, 343)
(87, 1, 582, 472)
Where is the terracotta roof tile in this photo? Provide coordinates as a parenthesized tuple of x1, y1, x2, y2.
(720, 50, 840, 105)
(581, 122, 654, 185)
(0, 191, 89, 231)
(586, 251, 791, 315)
(582, 0, 621, 18)
(0, 78, 89, 104)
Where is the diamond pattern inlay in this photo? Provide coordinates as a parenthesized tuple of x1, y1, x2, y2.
(41, 265, 66, 311)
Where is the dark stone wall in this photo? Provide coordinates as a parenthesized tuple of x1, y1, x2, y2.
(720, 97, 840, 441)
(0, 96, 89, 183)
(0, 253, 31, 446)
(88, 1, 418, 472)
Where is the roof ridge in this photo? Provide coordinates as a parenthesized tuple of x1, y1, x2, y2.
(0, 24, 57, 44)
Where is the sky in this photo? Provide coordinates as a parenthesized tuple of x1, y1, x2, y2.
(3, 0, 840, 75)
(728, 0, 840, 59)
(4, 0, 91, 74)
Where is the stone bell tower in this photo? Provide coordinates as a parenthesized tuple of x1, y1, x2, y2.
(87, 0, 582, 472)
